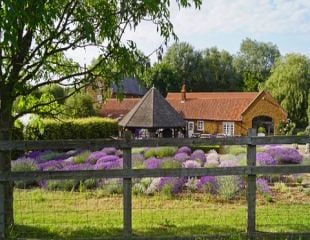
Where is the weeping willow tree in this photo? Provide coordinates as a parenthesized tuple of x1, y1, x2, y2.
(263, 53, 310, 127)
(0, 0, 202, 235)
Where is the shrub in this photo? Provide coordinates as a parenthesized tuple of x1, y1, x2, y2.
(132, 183, 146, 195)
(185, 178, 199, 193)
(46, 179, 79, 191)
(225, 146, 246, 155)
(176, 146, 191, 155)
(256, 178, 272, 197)
(144, 148, 159, 159)
(190, 145, 220, 153)
(157, 177, 186, 196)
(256, 152, 276, 166)
(206, 150, 220, 163)
(144, 157, 162, 169)
(25, 117, 118, 140)
(217, 176, 241, 200)
(161, 158, 182, 169)
(197, 176, 217, 194)
(132, 153, 145, 168)
(190, 150, 206, 165)
(265, 147, 303, 164)
(64, 92, 95, 118)
(102, 179, 123, 194)
(157, 147, 176, 158)
(86, 151, 107, 164)
(102, 147, 117, 155)
(73, 151, 91, 164)
(173, 152, 189, 162)
(258, 127, 266, 134)
(182, 160, 201, 168)
(12, 158, 39, 188)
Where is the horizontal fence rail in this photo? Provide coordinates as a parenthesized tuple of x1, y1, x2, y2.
(1, 165, 310, 182)
(0, 135, 308, 151)
(0, 131, 309, 239)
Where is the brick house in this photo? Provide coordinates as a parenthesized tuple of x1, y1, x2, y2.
(101, 86, 287, 136)
(166, 85, 287, 136)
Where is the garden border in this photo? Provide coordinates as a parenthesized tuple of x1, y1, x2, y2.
(0, 129, 310, 239)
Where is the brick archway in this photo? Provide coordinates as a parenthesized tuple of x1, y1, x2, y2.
(252, 115, 274, 135)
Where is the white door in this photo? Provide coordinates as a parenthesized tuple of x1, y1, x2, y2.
(188, 121, 194, 137)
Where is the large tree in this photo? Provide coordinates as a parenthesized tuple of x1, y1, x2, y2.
(0, 0, 202, 234)
(202, 47, 241, 91)
(233, 38, 280, 91)
(263, 53, 310, 127)
(162, 42, 204, 91)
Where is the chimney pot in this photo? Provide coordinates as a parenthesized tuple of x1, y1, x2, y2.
(181, 84, 186, 102)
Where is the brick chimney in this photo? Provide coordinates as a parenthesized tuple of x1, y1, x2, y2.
(181, 84, 186, 103)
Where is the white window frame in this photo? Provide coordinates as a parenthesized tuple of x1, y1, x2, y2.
(197, 120, 204, 131)
(223, 122, 234, 136)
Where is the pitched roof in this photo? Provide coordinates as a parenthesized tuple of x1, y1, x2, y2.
(111, 77, 146, 96)
(101, 98, 140, 119)
(166, 92, 260, 121)
(119, 87, 185, 128)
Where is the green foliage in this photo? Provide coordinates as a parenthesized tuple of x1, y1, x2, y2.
(263, 53, 310, 127)
(161, 159, 182, 169)
(258, 127, 266, 134)
(46, 180, 79, 191)
(39, 84, 66, 104)
(190, 145, 220, 153)
(217, 176, 240, 200)
(278, 119, 296, 136)
(64, 92, 96, 118)
(73, 151, 91, 164)
(224, 146, 246, 155)
(144, 147, 176, 159)
(25, 117, 118, 140)
(233, 38, 280, 91)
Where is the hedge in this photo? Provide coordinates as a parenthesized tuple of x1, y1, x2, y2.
(25, 117, 118, 140)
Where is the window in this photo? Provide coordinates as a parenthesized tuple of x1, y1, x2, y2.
(197, 120, 204, 131)
(223, 122, 234, 136)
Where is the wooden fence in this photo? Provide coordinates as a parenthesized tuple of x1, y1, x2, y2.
(0, 129, 310, 239)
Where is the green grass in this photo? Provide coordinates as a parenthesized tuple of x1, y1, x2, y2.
(11, 189, 310, 239)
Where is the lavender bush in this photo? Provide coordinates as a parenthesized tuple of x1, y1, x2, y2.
(173, 152, 189, 162)
(145, 157, 162, 169)
(176, 146, 191, 156)
(182, 160, 201, 168)
(197, 176, 217, 194)
(12, 158, 39, 188)
(157, 177, 186, 196)
(256, 152, 276, 166)
(190, 150, 206, 165)
(265, 147, 303, 164)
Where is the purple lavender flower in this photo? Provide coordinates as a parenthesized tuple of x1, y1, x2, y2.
(95, 158, 122, 170)
(256, 152, 276, 166)
(173, 152, 189, 162)
(101, 147, 117, 155)
(97, 155, 119, 164)
(265, 147, 303, 164)
(190, 150, 206, 164)
(86, 151, 107, 164)
(256, 178, 272, 196)
(197, 176, 218, 194)
(176, 146, 191, 156)
(62, 163, 94, 171)
(157, 177, 186, 195)
(38, 159, 67, 171)
(182, 160, 201, 168)
(145, 157, 162, 169)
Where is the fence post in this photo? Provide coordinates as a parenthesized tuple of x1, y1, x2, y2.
(0, 180, 4, 239)
(247, 128, 257, 237)
(123, 132, 132, 237)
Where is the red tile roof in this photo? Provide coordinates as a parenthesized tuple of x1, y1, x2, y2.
(100, 98, 140, 119)
(166, 92, 259, 121)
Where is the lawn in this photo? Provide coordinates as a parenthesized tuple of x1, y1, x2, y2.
(11, 188, 310, 239)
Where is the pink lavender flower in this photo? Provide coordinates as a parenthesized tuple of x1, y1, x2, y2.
(182, 160, 201, 168)
(173, 152, 189, 162)
(190, 150, 206, 164)
(176, 146, 191, 156)
(197, 176, 218, 194)
(256, 152, 276, 166)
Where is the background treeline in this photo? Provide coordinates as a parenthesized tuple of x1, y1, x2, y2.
(141, 38, 310, 129)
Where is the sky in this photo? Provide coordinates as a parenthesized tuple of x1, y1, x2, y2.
(68, 0, 310, 65)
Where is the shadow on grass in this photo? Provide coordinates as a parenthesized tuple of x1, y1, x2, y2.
(10, 223, 310, 240)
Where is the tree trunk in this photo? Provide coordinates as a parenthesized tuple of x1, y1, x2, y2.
(0, 100, 14, 237)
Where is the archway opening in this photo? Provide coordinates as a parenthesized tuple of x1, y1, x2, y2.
(252, 116, 274, 135)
